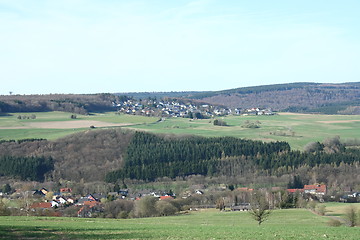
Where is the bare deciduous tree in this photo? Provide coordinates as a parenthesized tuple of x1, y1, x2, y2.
(249, 191, 272, 226)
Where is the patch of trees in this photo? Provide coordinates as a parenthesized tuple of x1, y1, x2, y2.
(17, 114, 36, 120)
(0, 129, 134, 182)
(213, 119, 228, 126)
(105, 132, 290, 182)
(241, 120, 261, 128)
(0, 156, 53, 181)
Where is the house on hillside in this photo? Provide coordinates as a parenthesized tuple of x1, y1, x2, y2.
(231, 203, 251, 211)
(159, 196, 174, 200)
(304, 184, 326, 195)
(60, 188, 72, 194)
(77, 203, 103, 218)
(40, 188, 49, 195)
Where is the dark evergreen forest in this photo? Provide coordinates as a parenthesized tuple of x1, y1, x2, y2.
(0, 155, 53, 181)
(106, 132, 360, 182)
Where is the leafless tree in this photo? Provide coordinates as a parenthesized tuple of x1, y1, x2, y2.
(249, 191, 272, 226)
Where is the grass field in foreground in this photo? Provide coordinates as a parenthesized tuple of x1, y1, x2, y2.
(1, 111, 360, 150)
(0, 209, 358, 240)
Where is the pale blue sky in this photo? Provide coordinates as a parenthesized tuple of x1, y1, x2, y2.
(1, 0, 359, 95)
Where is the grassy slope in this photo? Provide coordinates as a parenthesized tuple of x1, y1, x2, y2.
(0, 112, 158, 140)
(324, 202, 360, 218)
(0, 209, 357, 240)
(1, 111, 360, 150)
(132, 113, 360, 150)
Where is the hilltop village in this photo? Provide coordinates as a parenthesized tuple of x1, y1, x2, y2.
(113, 99, 274, 118)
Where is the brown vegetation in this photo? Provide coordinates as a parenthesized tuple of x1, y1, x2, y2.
(0, 129, 134, 182)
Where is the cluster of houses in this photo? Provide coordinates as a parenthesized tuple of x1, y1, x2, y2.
(27, 187, 128, 217)
(4, 183, 360, 218)
(287, 184, 327, 196)
(114, 99, 231, 118)
(242, 108, 275, 116)
(27, 188, 179, 217)
(113, 99, 274, 118)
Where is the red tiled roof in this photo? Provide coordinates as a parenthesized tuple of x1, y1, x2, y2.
(304, 184, 326, 193)
(60, 188, 72, 193)
(30, 202, 52, 209)
(287, 189, 304, 193)
(237, 187, 254, 192)
(159, 196, 173, 200)
(84, 201, 99, 207)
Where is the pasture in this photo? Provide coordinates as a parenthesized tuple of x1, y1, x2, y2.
(0, 112, 158, 140)
(323, 202, 360, 218)
(134, 113, 360, 150)
(1, 111, 360, 150)
(0, 208, 358, 239)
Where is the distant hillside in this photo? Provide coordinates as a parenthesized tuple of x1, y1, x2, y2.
(0, 93, 125, 115)
(189, 82, 360, 114)
(1, 82, 360, 115)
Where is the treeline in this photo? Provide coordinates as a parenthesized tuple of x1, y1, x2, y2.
(215, 149, 360, 177)
(0, 139, 47, 144)
(105, 132, 290, 182)
(189, 82, 318, 99)
(0, 93, 130, 115)
(0, 156, 53, 181)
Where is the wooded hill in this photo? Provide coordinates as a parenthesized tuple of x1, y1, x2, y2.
(188, 82, 360, 114)
(1, 128, 360, 193)
(0, 93, 129, 115)
(0, 129, 134, 182)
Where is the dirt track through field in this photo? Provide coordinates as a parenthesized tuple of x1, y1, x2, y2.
(0, 120, 131, 129)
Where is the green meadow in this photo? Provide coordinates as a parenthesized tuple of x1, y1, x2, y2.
(0, 112, 158, 140)
(1, 111, 360, 150)
(134, 113, 360, 150)
(0, 208, 358, 240)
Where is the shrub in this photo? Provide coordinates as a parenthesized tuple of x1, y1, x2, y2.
(327, 218, 342, 227)
(316, 205, 327, 216)
(155, 201, 177, 216)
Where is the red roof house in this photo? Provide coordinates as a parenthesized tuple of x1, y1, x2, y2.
(304, 184, 326, 195)
(60, 188, 72, 193)
(159, 196, 174, 200)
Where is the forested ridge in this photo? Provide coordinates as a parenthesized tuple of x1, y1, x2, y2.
(1, 129, 360, 185)
(191, 82, 360, 114)
(105, 132, 360, 182)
